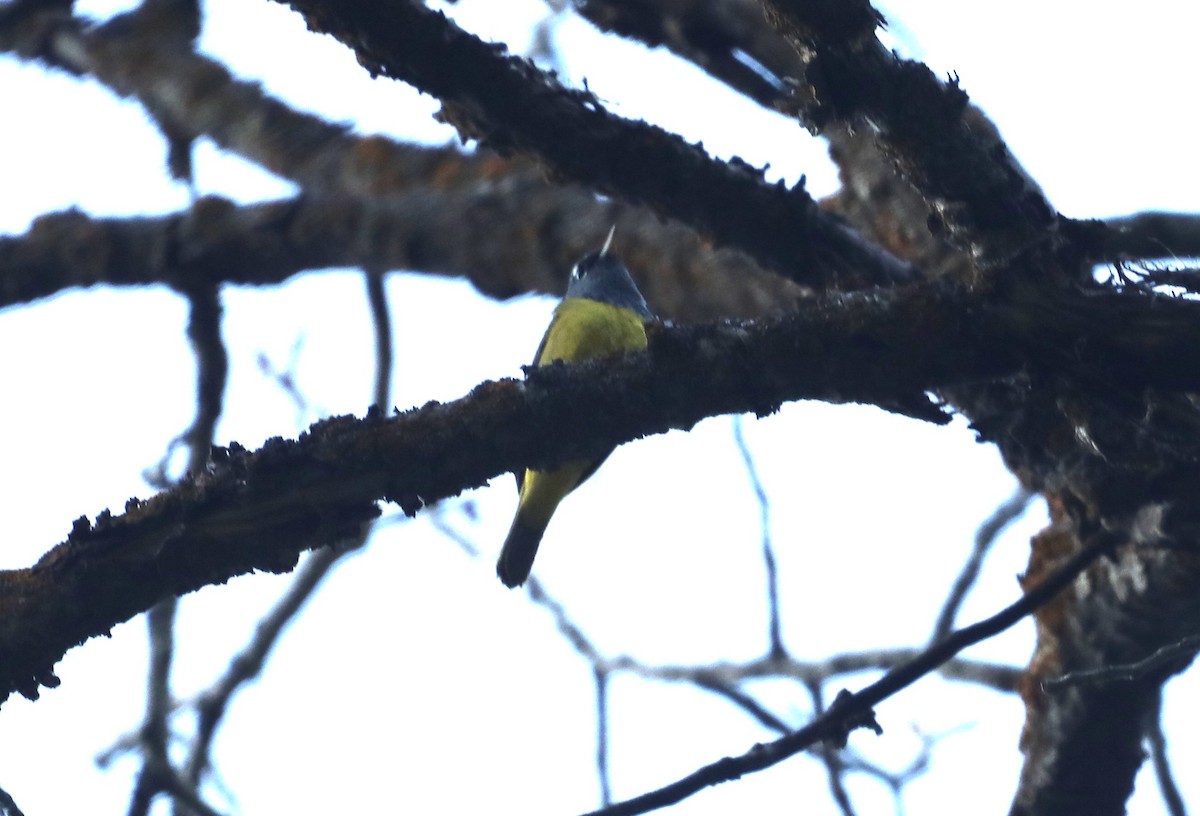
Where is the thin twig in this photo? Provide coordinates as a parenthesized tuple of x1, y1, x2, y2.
(595, 668, 613, 807)
(1145, 689, 1187, 816)
(931, 486, 1034, 642)
(806, 680, 857, 816)
(1043, 635, 1200, 690)
(256, 339, 322, 425)
(182, 545, 359, 787)
(690, 678, 790, 734)
(732, 415, 784, 657)
(578, 536, 1110, 816)
(427, 505, 481, 558)
(181, 261, 397, 789)
(161, 769, 226, 816)
(183, 284, 228, 471)
(135, 284, 227, 816)
(365, 267, 392, 411)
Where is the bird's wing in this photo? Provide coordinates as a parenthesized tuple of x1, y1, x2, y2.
(515, 308, 567, 491)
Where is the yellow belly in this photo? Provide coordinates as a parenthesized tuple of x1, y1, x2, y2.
(517, 298, 648, 521)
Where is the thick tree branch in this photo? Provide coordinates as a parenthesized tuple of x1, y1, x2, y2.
(1100, 211, 1200, 264)
(9, 273, 1200, 703)
(569, 0, 802, 109)
(0, 280, 1015, 703)
(0, 191, 802, 320)
(760, 0, 1057, 266)
(270, 0, 915, 289)
(0, 1, 495, 196)
(1012, 506, 1200, 816)
(0, 1, 864, 306)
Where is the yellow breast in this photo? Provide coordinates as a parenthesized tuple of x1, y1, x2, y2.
(536, 297, 649, 366)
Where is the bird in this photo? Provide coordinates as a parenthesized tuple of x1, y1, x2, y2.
(496, 231, 653, 588)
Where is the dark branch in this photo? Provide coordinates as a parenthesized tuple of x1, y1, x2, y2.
(0, 191, 801, 322)
(0, 2, 486, 195)
(9, 259, 1200, 702)
(179, 269, 391, 793)
(271, 0, 914, 289)
(806, 681, 858, 816)
(761, 0, 1057, 265)
(1100, 211, 1200, 263)
(0, 783, 24, 816)
(16, 257, 1200, 705)
(570, 0, 801, 110)
(182, 284, 228, 469)
(365, 268, 392, 411)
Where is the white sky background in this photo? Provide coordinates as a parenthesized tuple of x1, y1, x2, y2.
(1, 1, 1198, 814)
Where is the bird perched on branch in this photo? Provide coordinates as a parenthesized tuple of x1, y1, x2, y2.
(497, 231, 653, 588)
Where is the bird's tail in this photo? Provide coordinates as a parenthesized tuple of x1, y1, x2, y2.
(496, 516, 548, 588)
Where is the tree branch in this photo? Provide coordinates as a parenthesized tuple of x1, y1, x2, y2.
(931, 486, 1035, 643)
(270, 0, 915, 289)
(9, 269, 1200, 702)
(0, 279, 1017, 703)
(569, 0, 802, 110)
(1100, 211, 1200, 263)
(0, 190, 802, 322)
(760, 0, 1057, 266)
(0, 1, 492, 196)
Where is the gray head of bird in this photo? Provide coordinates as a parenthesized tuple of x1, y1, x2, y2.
(566, 240, 653, 319)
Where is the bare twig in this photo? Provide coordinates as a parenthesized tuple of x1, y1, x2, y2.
(931, 486, 1034, 642)
(731, 415, 784, 657)
(159, 767, 225, 816)
(182, 284, 228, 468)
(577, 536, 1110, 816)
(181, 545, 359, 789)
(130, 601, 179, 816)
(427, 504, 481, 558)
(132, 281, 230, 816)
(806, 680, 858, 816)
(690, 677, 790, 734)
(257, 338, 322, 425)
(435, 510, 1019, 815)
(1145, 689, 1187, 816)
(594, 668, 613, 807)
(365, 267, 393, 411)
(1043, 635, 1200, 690)
(179, 261, 395, 797)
